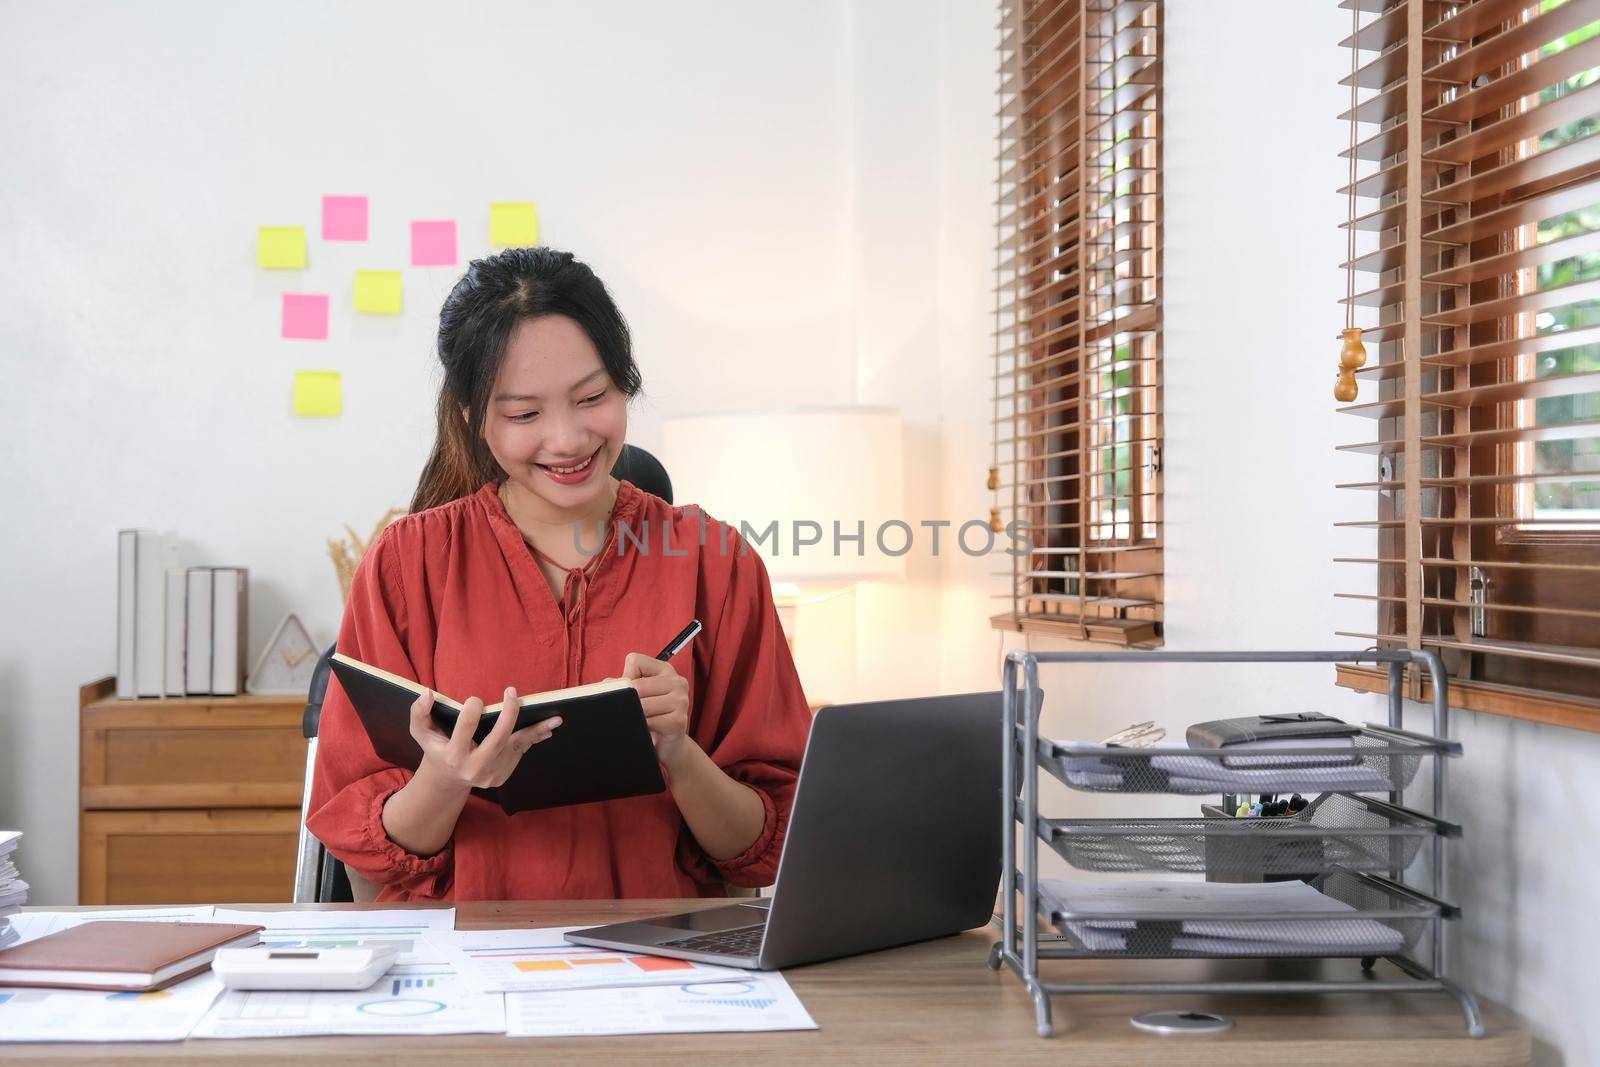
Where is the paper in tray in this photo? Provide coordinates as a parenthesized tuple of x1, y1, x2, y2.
(1038, 875, 1422, 958)
(1045, 793, 1440, 876)
(1044, 732, 1422, 794)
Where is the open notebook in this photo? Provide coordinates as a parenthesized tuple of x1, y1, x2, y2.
(329, 653, 666, 814)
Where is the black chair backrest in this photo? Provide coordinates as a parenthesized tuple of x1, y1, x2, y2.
(300, 641, 352, 902)
(303, 643, 338, 741)
(614, 443, 672, 504)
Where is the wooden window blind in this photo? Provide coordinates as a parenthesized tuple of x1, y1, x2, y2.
(1335, 0, 1600, 727)
(989, 0, 1164, 647)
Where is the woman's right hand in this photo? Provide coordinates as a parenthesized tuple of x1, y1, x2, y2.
(407, 686, 561, 791)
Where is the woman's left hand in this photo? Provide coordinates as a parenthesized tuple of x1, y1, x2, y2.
(621, 653, 693, 767)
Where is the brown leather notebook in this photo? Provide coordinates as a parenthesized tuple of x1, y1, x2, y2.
(0, 920, 262, 991)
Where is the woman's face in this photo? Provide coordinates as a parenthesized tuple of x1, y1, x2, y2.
(479, 314, 628, 517)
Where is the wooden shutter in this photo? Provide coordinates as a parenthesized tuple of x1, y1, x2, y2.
(990, 0, 1164, 647)
(1335, 0, 1600, 724)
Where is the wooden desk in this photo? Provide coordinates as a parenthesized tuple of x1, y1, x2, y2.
(0, 899, 1529, 1065)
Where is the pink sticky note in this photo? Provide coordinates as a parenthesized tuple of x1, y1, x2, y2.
(281, 293, 329, 340)
(411, 220, 457, 266)
(322, 195, 368, 241)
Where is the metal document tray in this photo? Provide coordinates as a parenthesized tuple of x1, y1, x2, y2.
(1040, 792, 1458, 876)
(1038, 723, 1458, 795)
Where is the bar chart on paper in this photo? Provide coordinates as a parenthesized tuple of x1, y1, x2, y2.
(431, 927, 751, 993)
(211, 909, 455, 966)
(506, 974, 818, 1037)
(191, 965, 505, 1038)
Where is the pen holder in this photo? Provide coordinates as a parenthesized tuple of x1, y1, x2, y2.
(1198, 804, 1323, 885)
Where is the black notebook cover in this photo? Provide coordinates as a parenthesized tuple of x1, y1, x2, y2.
(329, 653, 666, 814)
(1185, 712, 1361, 749)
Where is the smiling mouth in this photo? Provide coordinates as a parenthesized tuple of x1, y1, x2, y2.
(538, 447, 601, 475)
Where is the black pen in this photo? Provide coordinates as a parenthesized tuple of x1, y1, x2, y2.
(655, 620, 702, 661)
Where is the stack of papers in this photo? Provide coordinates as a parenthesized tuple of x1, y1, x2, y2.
(0, 906, 225, 1042)
(1040, 878, 1407, 956)
(0, 832, 26, 949)
(0, 907, 816, 1042)
(1048, 740, 1393, 793)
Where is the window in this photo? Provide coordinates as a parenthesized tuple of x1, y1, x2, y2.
(990, 0, 1164, 647)
(1516, 26, 1600, 530)
(1335, 0, 1600, 725)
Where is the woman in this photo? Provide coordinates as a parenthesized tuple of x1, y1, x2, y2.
(307, 247, 812, 902)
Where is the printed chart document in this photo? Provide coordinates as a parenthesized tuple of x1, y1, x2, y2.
(6, 905, 217, 947)
(193, 962, 503, 1038)
(211, 908, 455, 965)
(0, 906, 227, 1042)
(194, 909, 500, 1038)
(430, 926, 751, 994)
(0, 972, 224, 1042)
(506, 971, 817, 1037)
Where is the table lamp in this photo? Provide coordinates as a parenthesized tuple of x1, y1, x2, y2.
(660, 406, 906, 649)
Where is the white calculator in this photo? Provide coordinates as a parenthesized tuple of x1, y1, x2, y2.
(212, 945, 399, 991)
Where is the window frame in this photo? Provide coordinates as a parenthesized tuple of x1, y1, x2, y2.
(1335, 0, 1600, 727)
(990, 0, 1165, 648)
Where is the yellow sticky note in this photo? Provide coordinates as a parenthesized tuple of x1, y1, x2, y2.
(353, 270, 403, 315)
(293, 371, 341, 417)
(490, 201, 539, 246)
(257, 226, 307, 269)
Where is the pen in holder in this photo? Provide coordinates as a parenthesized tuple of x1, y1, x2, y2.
(1200, 800, 1325, 886)
(1100, 721, 1166, 747)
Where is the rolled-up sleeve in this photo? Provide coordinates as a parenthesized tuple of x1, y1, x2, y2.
(687, 531, 811, 888)
(305, 529, 453, 900)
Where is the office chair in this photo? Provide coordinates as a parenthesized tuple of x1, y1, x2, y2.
(612, 442, 673, 503)
(292, 643, 351, 903)
(292, 444, 674, 903)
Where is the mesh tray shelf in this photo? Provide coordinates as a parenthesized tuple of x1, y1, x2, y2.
(1037, 724, 1454, 795)
(1040, 793, 1455, 876)
(1034, 869, 1447, 960)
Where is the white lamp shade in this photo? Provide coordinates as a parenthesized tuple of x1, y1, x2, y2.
(661, 407, 905, 582)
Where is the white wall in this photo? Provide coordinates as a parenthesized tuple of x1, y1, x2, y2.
(0, 0, 874, 904)
(0, 0, 1000, 908)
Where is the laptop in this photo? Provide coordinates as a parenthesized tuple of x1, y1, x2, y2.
(564, 691, 1005, 970)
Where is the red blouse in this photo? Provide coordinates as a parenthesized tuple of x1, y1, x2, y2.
(306, 480, 812, 903)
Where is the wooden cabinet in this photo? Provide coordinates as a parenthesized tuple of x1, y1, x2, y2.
(78, 677, 306, 905)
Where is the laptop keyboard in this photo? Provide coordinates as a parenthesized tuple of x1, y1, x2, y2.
(656, 925, 765, 958)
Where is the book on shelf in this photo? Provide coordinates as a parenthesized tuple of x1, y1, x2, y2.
(118, 529, 177, 699)
(114, 530, 249, 700)
(184, 567, 213, 695)
(209, 567, 248, 696)
(163, 567, 187, 697)
(116, 532, 137, 699)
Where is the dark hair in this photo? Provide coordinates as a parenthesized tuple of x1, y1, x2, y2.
(409, 247, 641, 513)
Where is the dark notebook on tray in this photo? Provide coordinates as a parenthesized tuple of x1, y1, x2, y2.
(1187, 713, 1362, 768)
(1186, 712, 1360, 749)
(329, 653, 666, 814)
